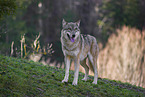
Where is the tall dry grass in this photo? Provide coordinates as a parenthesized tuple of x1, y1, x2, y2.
(98, 26, 145, 88)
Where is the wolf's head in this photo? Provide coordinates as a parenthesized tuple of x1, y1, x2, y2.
(62, 19, 80, 42)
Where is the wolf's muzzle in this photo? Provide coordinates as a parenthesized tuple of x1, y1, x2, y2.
(67, 34, 75, 42)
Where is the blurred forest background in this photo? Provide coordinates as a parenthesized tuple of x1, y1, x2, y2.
(0, 0, 145, 87)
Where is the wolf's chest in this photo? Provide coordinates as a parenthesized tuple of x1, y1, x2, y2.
(64, 47, 80, 58)
(63, 45, 89, 61)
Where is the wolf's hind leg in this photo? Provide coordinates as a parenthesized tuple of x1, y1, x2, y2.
(80, 58, 89, 81)
(88, 54, 98, 84)
(92, 61, 98, 84)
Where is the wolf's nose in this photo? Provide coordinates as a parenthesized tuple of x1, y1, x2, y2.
(72, 34, 75, 38)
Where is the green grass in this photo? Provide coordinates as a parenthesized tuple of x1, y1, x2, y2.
(0, 55, 145, 96)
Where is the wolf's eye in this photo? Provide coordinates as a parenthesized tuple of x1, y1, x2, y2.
(75, 28, 78, 31)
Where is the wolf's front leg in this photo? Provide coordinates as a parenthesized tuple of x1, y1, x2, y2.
(62, 56, 70, 83)
(72, 59, 80, 85)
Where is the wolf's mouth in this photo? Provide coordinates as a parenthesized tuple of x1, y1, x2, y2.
(70, 37, 75, 42)
(67, 33, 75, 42)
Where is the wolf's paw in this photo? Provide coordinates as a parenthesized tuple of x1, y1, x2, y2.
(62, 79, 68, 83)
(82, 77, 88, 81)
(72, 81, 77, 85)
(92, 81, 97, 84)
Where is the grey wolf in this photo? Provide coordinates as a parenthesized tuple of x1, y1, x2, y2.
(61, 19, 99, 85)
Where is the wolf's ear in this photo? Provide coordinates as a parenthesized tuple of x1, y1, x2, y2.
(62, 19, 67, 28)
(76, 20, 80, 27)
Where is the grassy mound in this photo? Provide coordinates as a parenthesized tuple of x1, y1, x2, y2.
(0, 55, 145, 96)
